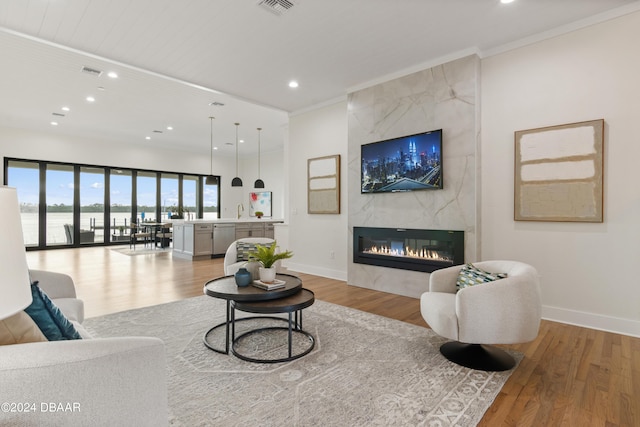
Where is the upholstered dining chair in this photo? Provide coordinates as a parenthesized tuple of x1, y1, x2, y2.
(420, 260, 542, 371)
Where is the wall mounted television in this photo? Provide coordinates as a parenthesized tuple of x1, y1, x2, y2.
(361, 129, 443, 193)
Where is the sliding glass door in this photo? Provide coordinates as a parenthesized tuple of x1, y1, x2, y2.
(6, 160, 39, 247)
(46, 164, 74, 246)
(4, 157, 220, 249)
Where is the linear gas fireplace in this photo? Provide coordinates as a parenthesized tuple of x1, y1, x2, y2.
(353, 227, 464, 273)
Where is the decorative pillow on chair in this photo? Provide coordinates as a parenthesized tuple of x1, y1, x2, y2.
(24, 281, 82, 341)
(236, 242, 259, 262)
(456, 263, 507, 291)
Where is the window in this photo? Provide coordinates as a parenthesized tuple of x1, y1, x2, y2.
(203, 176, 219, 220)
(80, 166, 104, 244)
(46, 164, 74, 246)
(6, 160, 39, 247)
(161, 173, 179, 221)
(109, 169, 132, 242)
(137, 171, 157, 222)
(4, 157, 220, 249)
(183, 175, 199, 220)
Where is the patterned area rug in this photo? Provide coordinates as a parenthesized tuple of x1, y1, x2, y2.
(84, 295, 520, 426)
(110, 247, 171, 256)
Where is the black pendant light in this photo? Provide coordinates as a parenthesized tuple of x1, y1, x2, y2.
(231, 122, 243, 187)
(254, 127, 265, 188)
(205, 116, 217, 185)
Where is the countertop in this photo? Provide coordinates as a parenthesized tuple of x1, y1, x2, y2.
(170, 218, 284, 224)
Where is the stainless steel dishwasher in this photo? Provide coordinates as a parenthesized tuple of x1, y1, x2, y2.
(213, 223, 236, 255)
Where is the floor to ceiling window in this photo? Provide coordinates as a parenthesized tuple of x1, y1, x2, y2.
(5, 160, 39, 247)
(161, 173, 179, 221)
(136, 171, 157, 223)
(203, 176, 219, 220)
(80, 166, 105, 244)
(46, 164, 74, 246)
(4, 157, 220, 249)
(109, 169, 133, 243)
(182, 175, 200, 220)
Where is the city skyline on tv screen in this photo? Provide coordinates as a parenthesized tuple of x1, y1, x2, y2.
(361, 129, 442, 193)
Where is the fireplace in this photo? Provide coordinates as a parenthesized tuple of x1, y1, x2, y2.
(353, 227, 464, 273)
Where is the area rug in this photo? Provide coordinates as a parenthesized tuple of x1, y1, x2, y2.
(83, 295, 520, 426)
(110, 247, 171, 256)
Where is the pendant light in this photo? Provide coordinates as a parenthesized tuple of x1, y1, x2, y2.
(254, 127, 265, 188)
(205, 117, 217, 185)
(231, 122, 243, 187)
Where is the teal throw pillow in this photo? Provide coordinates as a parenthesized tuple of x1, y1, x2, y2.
(236, 242, 258, 262)
(455, 263, 507, 291)
(24, 281, 82, 341)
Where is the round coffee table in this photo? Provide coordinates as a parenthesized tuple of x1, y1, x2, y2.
(203, 274, 302, 354)
(231, 289, 315, 363)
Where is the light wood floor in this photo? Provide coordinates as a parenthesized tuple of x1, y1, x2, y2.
(26, 247, 639, 426)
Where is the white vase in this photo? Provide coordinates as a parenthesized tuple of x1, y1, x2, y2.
(259, 267, 277, 283)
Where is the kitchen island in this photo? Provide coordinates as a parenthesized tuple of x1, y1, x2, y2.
(171, 218, 284, 260)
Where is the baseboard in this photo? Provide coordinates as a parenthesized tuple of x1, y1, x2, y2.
(285, 262, 347, 282)
(542, 305, 640, 338)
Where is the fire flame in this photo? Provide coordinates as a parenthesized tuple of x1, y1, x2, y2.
(363, 245, 451, 261)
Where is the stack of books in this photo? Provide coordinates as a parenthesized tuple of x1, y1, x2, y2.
(252, 279, 286, 291)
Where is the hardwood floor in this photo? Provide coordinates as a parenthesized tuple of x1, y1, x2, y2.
(26, 247, 639, 426)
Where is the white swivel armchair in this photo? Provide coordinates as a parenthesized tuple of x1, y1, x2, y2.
(420, 260, 542, 371)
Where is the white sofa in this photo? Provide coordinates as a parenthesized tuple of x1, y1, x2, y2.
(0, 270, 168, 426)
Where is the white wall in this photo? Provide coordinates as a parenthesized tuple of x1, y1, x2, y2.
(286, 102, 348, 280)
(481, 11, 640, 336)
(0, 125, 285, 220)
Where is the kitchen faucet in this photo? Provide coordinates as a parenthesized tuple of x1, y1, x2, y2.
(237, 203, 244, 219)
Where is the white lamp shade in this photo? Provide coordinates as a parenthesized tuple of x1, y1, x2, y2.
(0, 187, 33, 319)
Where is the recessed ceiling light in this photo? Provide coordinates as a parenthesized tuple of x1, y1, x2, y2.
(213, 147, 218, 150)
(288, 80, 299, 88)
(167, 126, 173, 130)
(86, 96, 95, 102)
(61, 106, 70, 112)
(107, 71, 118, 78)
(145, 136, 151, 140)
(50, 121, 58, 126)
(239, 139, 245, 143)
(501, 0, 515, 4)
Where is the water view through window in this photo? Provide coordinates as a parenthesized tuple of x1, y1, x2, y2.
(5, 158, 219, 249)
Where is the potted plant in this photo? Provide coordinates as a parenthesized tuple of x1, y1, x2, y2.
(254, 211, 264, 219)
(248, 241, 293, 283)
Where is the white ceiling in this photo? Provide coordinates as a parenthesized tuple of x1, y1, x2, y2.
(1, 0, 639, 156)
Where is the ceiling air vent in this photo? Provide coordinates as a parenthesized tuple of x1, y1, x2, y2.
(81, 66, 103, 77)
(257, 0, 295, 16)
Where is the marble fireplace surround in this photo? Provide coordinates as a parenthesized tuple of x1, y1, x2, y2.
(347, 55, 480, 298)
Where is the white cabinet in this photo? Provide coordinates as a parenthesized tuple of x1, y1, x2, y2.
(213, 223, 236, 255)
(172, 220, 282, 260)
(264, 222, 275, 239)
(193, 224, 213, 256)
(235, 223, 265, 239)
(172, 223, 211, 260)
(172, 223, 184, 252)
